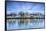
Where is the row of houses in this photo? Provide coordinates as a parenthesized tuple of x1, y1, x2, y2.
(7, 12, 44, 19)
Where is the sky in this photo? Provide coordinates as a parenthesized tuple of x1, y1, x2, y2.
(7, 2, 45, 14)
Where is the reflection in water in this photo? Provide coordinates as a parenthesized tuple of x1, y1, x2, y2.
(7, 19, 16, 24)
(7, 19, 44, 30)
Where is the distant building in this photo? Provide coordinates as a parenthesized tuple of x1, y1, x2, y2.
(7, 12, 44, 24)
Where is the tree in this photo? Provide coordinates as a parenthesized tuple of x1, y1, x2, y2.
(19, 11, 24, 16)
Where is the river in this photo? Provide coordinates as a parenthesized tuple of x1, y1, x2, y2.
(7, 19, 45, 30)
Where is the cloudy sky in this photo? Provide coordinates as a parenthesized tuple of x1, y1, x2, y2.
(7, 2, 45, 14)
